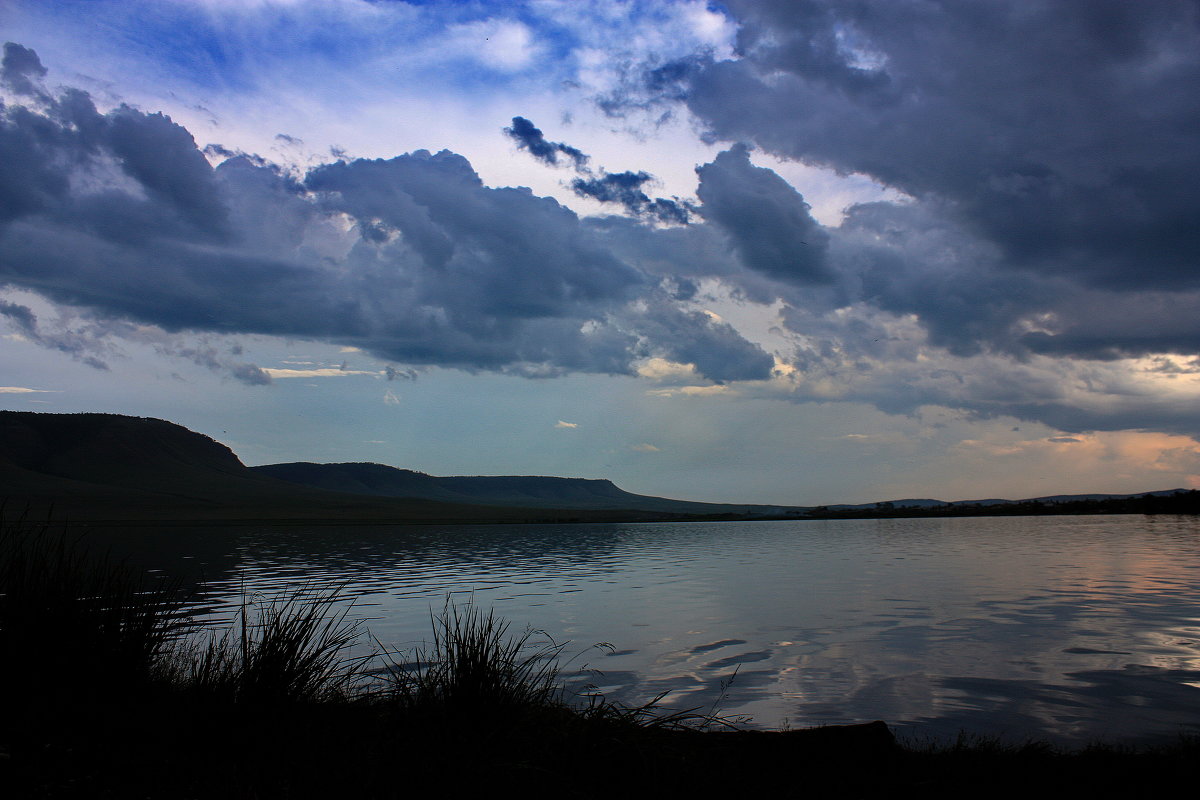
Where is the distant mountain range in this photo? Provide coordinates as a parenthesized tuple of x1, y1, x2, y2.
(0, 411, 1191, 523)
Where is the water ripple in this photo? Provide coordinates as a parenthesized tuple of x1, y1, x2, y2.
(88, 514, 1200, 745)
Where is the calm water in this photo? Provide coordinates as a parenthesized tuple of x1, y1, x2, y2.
(97, 515, 1200, 745)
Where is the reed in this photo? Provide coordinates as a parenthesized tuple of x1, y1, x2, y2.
(380, 599, 569, 719)
(0, 511, 187, 701)
(170, 586, 369, 705)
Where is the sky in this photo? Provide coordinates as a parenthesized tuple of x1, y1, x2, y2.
(2, 0, 1200, 505)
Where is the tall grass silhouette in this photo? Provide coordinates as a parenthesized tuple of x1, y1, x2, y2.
(0, 511, 187, 700)
(168, 586, 369, 705)
(381, 600, 567, 716)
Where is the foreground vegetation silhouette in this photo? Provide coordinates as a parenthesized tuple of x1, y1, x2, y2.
(2, 514, 1196, 797)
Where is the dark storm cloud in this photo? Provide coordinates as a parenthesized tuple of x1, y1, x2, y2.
(0, 49, 773, 384)
(503, 116, 588, 169)
(679, 1, 1200, 293)
(305, 150, 645, 320)
(5, 32, 1199, 436)
(695, 145, 831, 286)
(571, 171, 691, 225)
(590, 0, 1200, 383)
(1, 42, 48, 97)
(829, 200, 1053, 358)
(106, 105, 229, 235)
(1020, 288, 1200, 361)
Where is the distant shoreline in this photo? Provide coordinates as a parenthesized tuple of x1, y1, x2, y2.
(774, 489, 1200, 521)
(54, 497, 1200, 529)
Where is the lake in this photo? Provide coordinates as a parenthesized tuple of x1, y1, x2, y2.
(95, 514, 1200, 746)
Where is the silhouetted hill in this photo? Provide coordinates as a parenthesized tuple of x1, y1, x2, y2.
(250, 461, 791, 515)
(0, 412, 684, 523)
(1, 412, 245, 488)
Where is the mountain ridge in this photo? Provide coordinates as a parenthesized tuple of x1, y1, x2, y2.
(248, 461, 791, 514)
(0, 412, 685, 522)
(1, 411, 1192, 522)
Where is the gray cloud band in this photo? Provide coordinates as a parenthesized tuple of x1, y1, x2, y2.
(4, 18, 1200, 438)
(0, 45, 771, 383)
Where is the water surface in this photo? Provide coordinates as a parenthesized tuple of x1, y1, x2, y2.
(96, 515, 1200, 745)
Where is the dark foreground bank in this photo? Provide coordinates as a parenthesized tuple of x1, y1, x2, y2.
(2, 518, 1195, 798)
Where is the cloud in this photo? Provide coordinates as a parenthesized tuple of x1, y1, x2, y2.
(230, 363, 272, 385)
(385, 366, 418, 382)
(677, 1, 1200, 295)
(1, 42, 47, 97)
(630, 442, 660, 452)
(646, 385, 730, 398)
(0, 301, 36, 332)
(505, 116, 692, 224)
(635, 357, 699, 382)
(1048, 437, 1082, 444)
(5, 33, 1200, 439)
(756, 331, 1200, 439)
(383, 389, 400, 405)
(554, 420, 578, 428)
(1155, 446, 1200, 474)
(694, 145, 831, 285)
(1145, 357, 1200, 376)
(592, 2, 1200, 435)
(503, 117, 588, 169)
(0, 53, 773, 386)
(147, 338, 282, 386)
(0, 300, 113, 369)
(445, 19, 541, 73)
(571, 171, 691, 225)
(0, 386, 55, 393)
(261, 367, 377, 379)
(625, 300, 775, 382)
